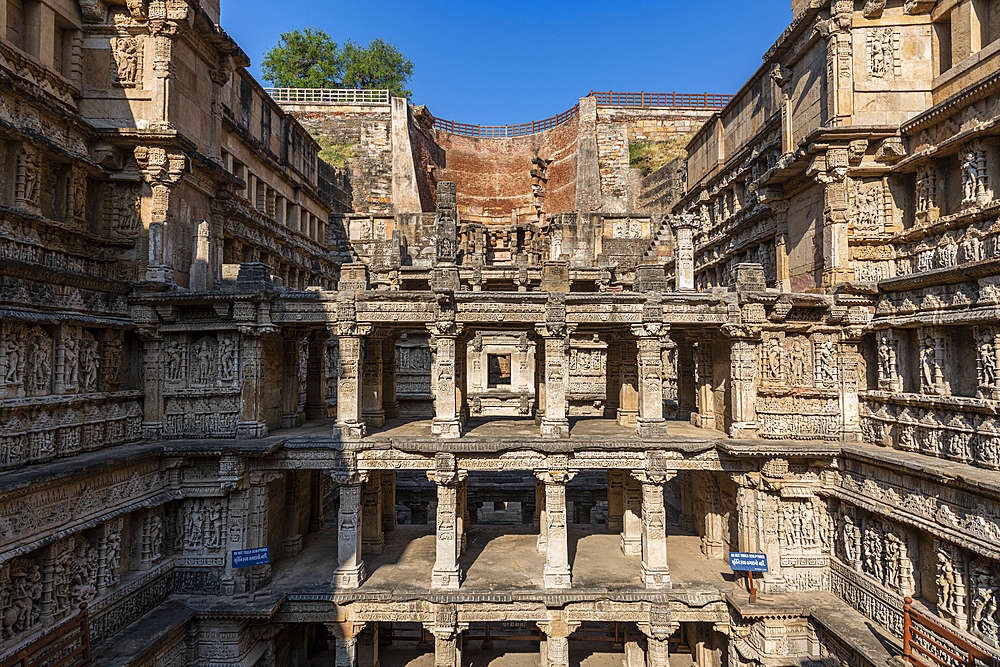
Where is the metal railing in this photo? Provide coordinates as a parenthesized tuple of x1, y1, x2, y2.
(264, 88, 390, 105)
(0, 603, 91, 667)
(589, 90, 733, 109)
(434, 104, 579, 138)
(903, 598, 1000, 667)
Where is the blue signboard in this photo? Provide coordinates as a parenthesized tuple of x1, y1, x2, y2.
(232, 547, 270, 569)
(729, 552, 768, 572)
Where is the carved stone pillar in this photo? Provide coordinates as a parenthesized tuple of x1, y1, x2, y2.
(725, 326, 760, 438)
(872, 330, 901, 398)
(672, 214, 698, 291)
(617, 338, 639, 427)
(635, 471, 674, 589)
(362, 331, 386, 427)
(606, 470, 624, 532)
(538, 618, 580, 667)
(621, 472, 642, 557)
(675, 335, 696, 422)
(838, 330, 862, 443)
(633, 324, 667, 437)
(336, 319, 371, 440)
(334, 470, 368, 588)
(361, 473, 384, 555)
(428, 323, 463, 438)
(428, 454, 466, 589)
(357, 623, 379, 667)
(639, 607, 677, 667)
(770, 200, 791, 292)
(427, 621, 464, 667)
(326, 622, 364, 667)
(306, 329, 332, 420)
(381, 334, 399, 420)
(606, 335, 622, 417)
(281, 332, 308, 429)
(695, 334, 717, 429)
(457, 476, 468, 555)
(535, 476, 546, 549)
(283, 471, 303, 558)
(537, 466, 577, 588)
(537, 323, 571, 438)
(140, 331, 164, 439)
(381, 470, 397, 533)
(821, 147, 854, 286)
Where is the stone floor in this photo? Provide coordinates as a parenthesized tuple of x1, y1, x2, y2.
(269, 524, 734, 594)
(308, 641, 631, 667)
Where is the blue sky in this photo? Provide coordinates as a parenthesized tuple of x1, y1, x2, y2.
(219, 0, 793, 126)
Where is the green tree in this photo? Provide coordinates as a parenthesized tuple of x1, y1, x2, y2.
(339, 39, 413, 98)
(261, 30, 414, 98)
(261, 28, 340, 89)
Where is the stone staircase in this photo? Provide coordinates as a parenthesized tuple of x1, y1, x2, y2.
(643, 216, 673, 263)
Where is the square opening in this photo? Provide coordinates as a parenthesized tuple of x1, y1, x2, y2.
(487, 353, 512, 388)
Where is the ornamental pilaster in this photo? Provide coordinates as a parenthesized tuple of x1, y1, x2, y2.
(334, 468, 370, 588)
(427, 454, 467, 589)
(536, 464, 577, 589)
(723, 325, 761, 438)
(428, 321, 464, 438)
(632, 323, 668, 437)
(633, 470, 675, 589)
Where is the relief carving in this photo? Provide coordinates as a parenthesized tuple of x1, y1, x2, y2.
(112, 36, 142, 87)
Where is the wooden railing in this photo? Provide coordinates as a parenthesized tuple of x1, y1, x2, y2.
(903, 598, 1000, 667)
(264, 88, 390, 105)
(0, 603, 91, 667)
(589, 90, 733, 109)
(434, 104, 579, 138)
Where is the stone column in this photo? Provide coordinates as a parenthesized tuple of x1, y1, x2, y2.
(621, 472, 642, 557)
(381, 334, 399, 420)
(535, 476, 546, 550)
(537, 618, 580, 667)
(675, 335, 696, 422)
(606, 335, 622, 417)
(639, 608, 677, 667)
(838, 328, 862, 443)
(336, 323, 371, 440)
(361, 473, 384, 555)
(769, 199, 791, 292)
(634, 471, 674, 589)
(606, 470, 624, 532)
(357, 623, 379, 667)
(536, 466, 576, 588)
(334, 471, 368, 588)
(457, 476, 468, 555)
(536, 323, 571, 438)
(694, 335, 716, 429)
(428, 454, 467, 588)
(725, 326, 760, 438)
(426, 620, 465, 667)
(671, 213, 698, 291)
(139, 330, 164, 439)
(821, 146, 854, 287)
(362, 331, 386, 428)
(428, 323, 463, 438)
(633, 324, 667, 437)
(381, 470, 397, 533)
(283, 471, 303, 558)
(306, 329, 332, 419)
(617, 338, 639, 427)
(281, 332, 308, 428)
(326, 623, 364, 667)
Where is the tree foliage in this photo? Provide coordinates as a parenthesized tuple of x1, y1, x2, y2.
(261, 29, 413, 97)
(261, 28, 340, 89)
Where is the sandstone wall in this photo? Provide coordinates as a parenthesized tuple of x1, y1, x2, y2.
(432, 116, 579, 219)
(289, 104, 394, 214)
(595, 107, 715, 213)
